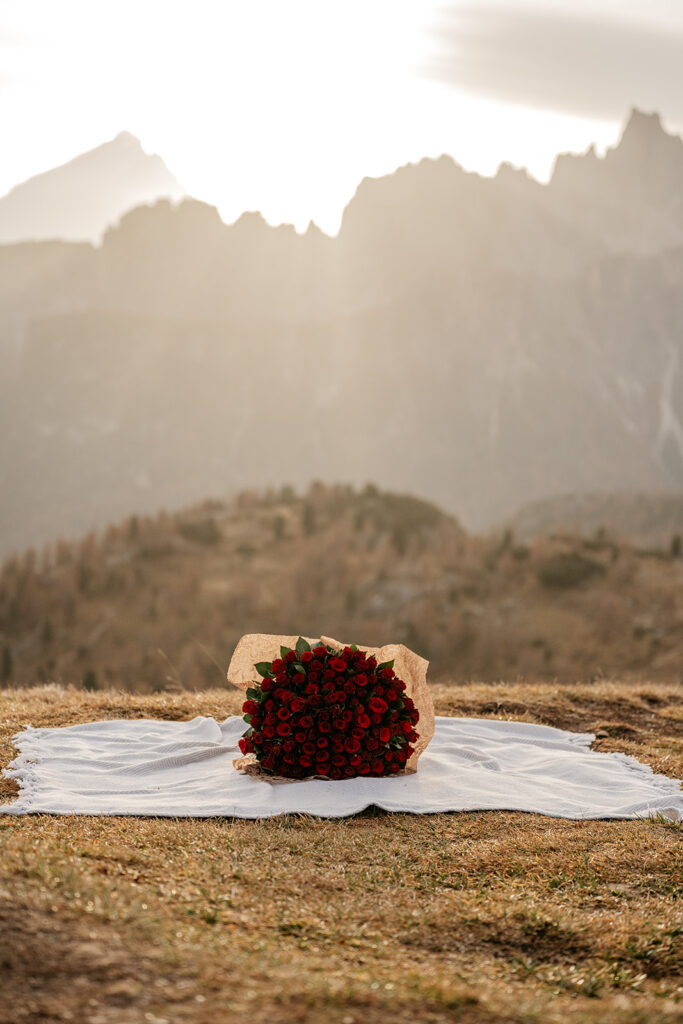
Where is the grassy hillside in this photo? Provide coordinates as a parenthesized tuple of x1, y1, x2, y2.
(1, 484, 683, 690)
(1, 681, 680, 1024)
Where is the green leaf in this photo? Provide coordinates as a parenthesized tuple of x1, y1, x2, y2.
(246, 687, 260, 700)
(243, 714, 252, 724)
(254, 661, 274, 677)
(350, 644, 358, 652)
(280, 645, 290, 659)
(293, 663, 305, 675)
(377, 659, 395, 671)
(245, 727, 254, 737)
(295, 636, 311, 655)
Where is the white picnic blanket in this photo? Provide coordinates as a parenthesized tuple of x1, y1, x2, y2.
(1, 715, 681, 820)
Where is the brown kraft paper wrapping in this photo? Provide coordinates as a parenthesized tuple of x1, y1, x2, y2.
(228, 634, 434, 781)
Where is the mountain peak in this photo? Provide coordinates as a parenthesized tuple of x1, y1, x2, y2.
(0, 133, 185, 244)
(112, 130, 141, 146)
(621, 107, 664, 143)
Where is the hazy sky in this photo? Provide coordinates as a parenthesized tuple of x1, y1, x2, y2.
(1, 0, 683, 233)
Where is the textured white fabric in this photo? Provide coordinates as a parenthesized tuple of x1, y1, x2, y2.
(1, 715, 681, 820)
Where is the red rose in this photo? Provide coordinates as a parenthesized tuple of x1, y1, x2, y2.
(244, 642, 416, 780)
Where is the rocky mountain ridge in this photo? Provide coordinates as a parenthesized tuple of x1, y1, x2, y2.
(1, 108, 682, 555)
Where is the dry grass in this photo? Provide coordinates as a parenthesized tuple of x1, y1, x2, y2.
(0, 681, 681, 1024)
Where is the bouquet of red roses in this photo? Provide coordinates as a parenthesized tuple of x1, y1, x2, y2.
(236, 637, 420, 780)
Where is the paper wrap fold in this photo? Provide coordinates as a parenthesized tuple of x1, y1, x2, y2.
(228, 634, 434, 781)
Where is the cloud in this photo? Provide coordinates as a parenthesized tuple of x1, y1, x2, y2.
(424, 3, 683, 125)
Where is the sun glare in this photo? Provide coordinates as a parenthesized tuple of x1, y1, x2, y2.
(1, 0, 623, 232)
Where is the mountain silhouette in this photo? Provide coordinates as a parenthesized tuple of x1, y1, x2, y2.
(0, 132, 185, 245)
(1, 108, 683, 556)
